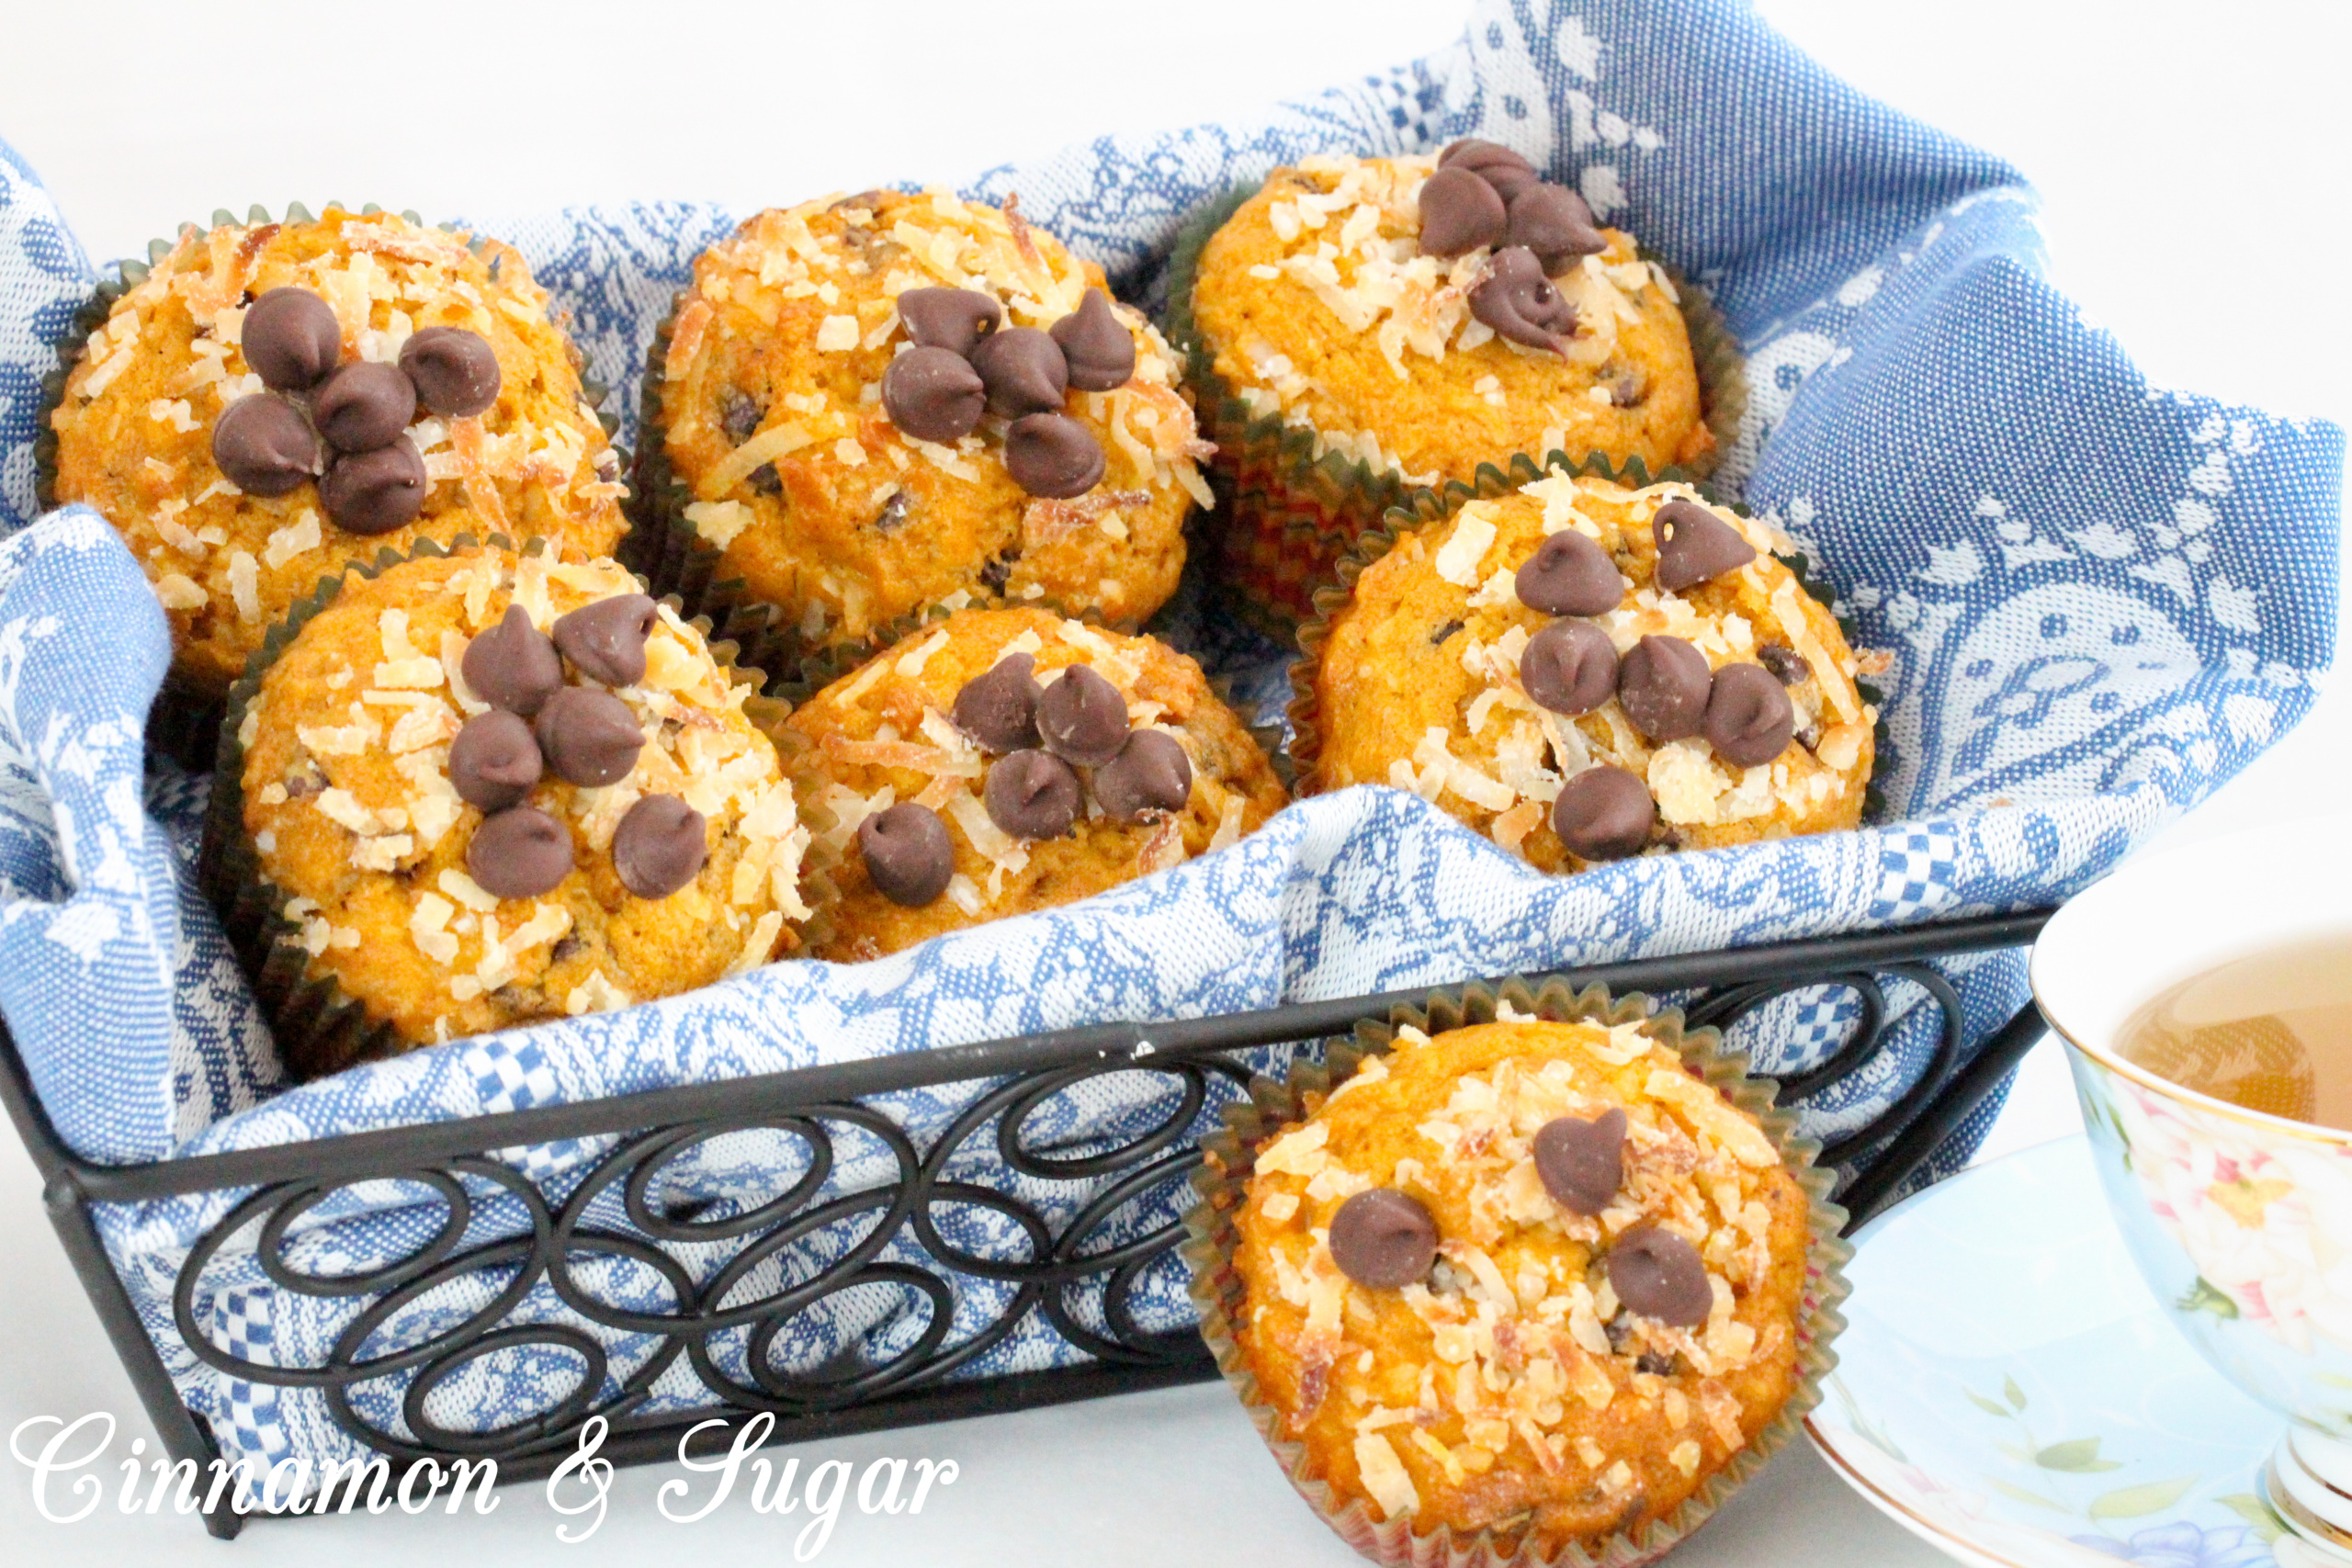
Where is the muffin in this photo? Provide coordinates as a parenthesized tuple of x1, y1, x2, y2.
(1179, 143, 1719, 629)
(1212, 998, 1826, 1558)
(212, 544, 808, 1070)
(642, 187, 1212, 670)
(45, 206, 627, 705)
(1301, 473, 1875, 871)
(785, 606, 1286, 960)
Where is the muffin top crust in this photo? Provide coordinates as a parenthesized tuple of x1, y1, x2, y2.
(1190, 149, 1713, 490)
(657, 188, 1212, 653)
(50, 208, 626, 694)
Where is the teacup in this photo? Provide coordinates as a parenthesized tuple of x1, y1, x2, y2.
(2034, 824, 2352, 1562)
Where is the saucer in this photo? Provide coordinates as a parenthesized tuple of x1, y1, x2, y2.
(1805, 1135, 2335, 1568)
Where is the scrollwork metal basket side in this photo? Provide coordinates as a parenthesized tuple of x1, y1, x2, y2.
(0, 910, 2052, 1539)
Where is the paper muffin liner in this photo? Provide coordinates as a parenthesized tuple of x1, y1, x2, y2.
(1161, 183, 1747, 640)
(1283, 454, 1888, 814)
(35, 203, 624, 772)
(197, 531, 792, 1082)
(1182, 976, 1850, 1568)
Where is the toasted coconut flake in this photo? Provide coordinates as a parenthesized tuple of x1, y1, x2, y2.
(566, 970, 632, 1015)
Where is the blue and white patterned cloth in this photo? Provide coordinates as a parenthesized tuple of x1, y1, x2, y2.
(0, 0, 2341, 1485)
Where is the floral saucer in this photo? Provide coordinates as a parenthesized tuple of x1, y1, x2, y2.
(1806, 1135, 2336, 1568)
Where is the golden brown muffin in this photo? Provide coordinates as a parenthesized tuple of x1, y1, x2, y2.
(1306, 474, 1876, 870)
(49, 208, 626, 698)
(651, 189, 1212, 656)
(1189, 148, 1713, 495)
(786, 607, 1286, 960)
(1228, 1014, 1814, 1549)
(232, 547, 808, 1052)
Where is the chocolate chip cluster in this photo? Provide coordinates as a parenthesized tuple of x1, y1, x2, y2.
(447, 592, 707, 902)
(878, 286, 1136, 500)
(1416, 140, 1609, 353)
(1511, 499, 1797, 861)
(855, 650, 1193, 908)
(210, 286, 501, 535)
(1325, 1100, 1711, 1330)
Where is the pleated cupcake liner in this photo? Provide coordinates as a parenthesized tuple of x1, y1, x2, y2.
(1181, 975, 1850, 1568)
(1160, 180, 1748, 638)
(35, 202, 624, 772)
(1283, 456, 1888, 818)
(197, 531, 789, 1083)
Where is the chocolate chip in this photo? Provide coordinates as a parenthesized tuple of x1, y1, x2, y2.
(467, 807, 573, 900)
(311, 361, 416, 453)
(1651, 499, 1758, 592)
(1035, 663, 1128, 767)
(210, 393, 321, 496)
(612, 794, 707, 898)
(1506, 184, 1606, 272)
(1050, 288, 1136, 391)
(1616, 635, 1712, 741)
(1637, 1348, 1679, 1377)
(978, 550, 1015, 594)
(1705, 662, 1796, 768)
(1551, 765, 1655, 861)
(1004, 413, 1104, 500)
(1606, 1225, 1713, 1328)
(720, 389, 762, 445)
(399, 326, 502, 418)
(1532, 1107, 1626, 1214)
(897, 287, 1002, 355)
(1603, 362, 1650, 408)
(952, 651, 1042, 752)
(874, 490, 911, 531)
(533, 687, 644, 786)
(881, 346, 986, 443)
(552, 592, 660, 687)
(1520, 619, 1618, 716)
(1439, 139, 1536, 181)
(240, 288, 342, 391)
(1094, 729, 1193, 821)
(1439, 140, 1542, 205)
(858, 802, 955, 907)
(1470, 246, 1577, 351)
(319, 437, 426, 535)
(1328, 1188, 1438, 1290)
(1416, 165, 1509, 258)
(967, 327, 1068, 419)
(1756, 644, 1809, 686)
(447, 710, 542, 811)
(1515, 528, 1623, 615)
(463, 604, 564, 716)
(748, 463, 780, 495)
(983, 749, 1081, 840)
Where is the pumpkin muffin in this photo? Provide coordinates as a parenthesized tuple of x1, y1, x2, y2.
(645, 188, 1213, 662)
(785, 606, 1285, 960)
(217, 545, 808, 1067)
(46, 206, 627, 701)
(1302, 473, 1876, 870)
(1181, 143, 1715, 628)
(1224, 1010, 1815, 1552)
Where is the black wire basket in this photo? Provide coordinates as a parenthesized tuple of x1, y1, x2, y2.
(0, 908, 2051, 1539)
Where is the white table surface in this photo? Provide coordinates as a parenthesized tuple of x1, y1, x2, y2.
(1, 0, 2344, 1562)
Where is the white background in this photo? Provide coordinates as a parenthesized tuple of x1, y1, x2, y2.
(2, 0, 2346, 1562)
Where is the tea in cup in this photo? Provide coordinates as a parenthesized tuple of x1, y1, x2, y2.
(2035, 827, 2352, 1561)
